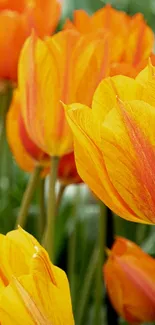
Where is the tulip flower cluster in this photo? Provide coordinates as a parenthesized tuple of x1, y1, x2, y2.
(1, 1, 155, 325)
(64, 5, 155, 77)
(6, 3, 155, 188)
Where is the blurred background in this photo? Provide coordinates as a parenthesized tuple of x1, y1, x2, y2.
(0, 0, 155, 324)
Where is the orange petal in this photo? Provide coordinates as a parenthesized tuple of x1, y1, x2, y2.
(104, 251, 155, 323)
(0, 11, 27, 80)
(64, 10, 92, 33)
(123, 13, 154, 67)
(24, 0, 61, 37)
(0, 0, 25, 12)
(6, 89, 35, 173)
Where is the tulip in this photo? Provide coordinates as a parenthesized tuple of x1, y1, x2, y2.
(7, 89, 81, 184)
(0, 227, 74, 325)
(18, 29, 112, 157)
(104, 237, 155, 324)
(0, 0, 61, 81)
(65, 61, 155, 224)
(64, 5, 154, 78)
(18, 28, 113, 256)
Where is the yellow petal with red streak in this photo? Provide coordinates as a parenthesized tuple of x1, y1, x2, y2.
(19, 32, 71, 156)
(65, 103, 143, 222)
(0, 272, 74, 325)
(0, 228, 40, 283)
(101, 99, 155, 223)
(6, 89, 35, 173)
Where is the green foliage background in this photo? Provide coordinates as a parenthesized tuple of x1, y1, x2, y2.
(0, 1, 155, 325)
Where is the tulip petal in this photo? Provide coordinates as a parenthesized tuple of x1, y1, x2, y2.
(32, 246, 72, 301)
(65, 103, 143, 222)
(64, 10, 92, 33)
(92, 75, 142, 121)
(123, 13, 154, 66)
(73, 32, 111, 106)
(116, 255, 155, 322)
(0, 228, 41, 283)
(136, 62, 155, 108)
(19, 32, 71, 156)
(0, 11, 27, 80)
(101, 99, 155, 223)
(25, 0, 61, 37)
(6, 90, 36, 173)
(0, 271, 74, 325)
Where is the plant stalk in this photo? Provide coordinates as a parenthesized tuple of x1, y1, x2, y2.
(15, 165, 41, 229)
(76, 247, 99, 325)
(38, 178, 46, 239)
(93, 202, 106, 325)
(43, 156, 59, 260)
(56, 183, 66, 214)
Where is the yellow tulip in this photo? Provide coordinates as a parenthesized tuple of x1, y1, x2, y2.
(65, 61, 155, 224)
(18, 29, 113, 157)
(0, 228, 74, 325)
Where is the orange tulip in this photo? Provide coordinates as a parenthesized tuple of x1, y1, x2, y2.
(7, 89, 81, 184)
(65, 61, 155, 224)
(18, 29, 112, 157)
(0, 0, 61, 81)
(64, 5, 154, 78)
(104, 237, 155, 324)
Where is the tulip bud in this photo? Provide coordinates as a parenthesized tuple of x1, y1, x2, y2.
(104, 237, 155, 324)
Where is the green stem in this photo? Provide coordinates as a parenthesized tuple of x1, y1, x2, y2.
(68, 215, 77, 303)
(43, 156, 59, 260)
(15, 165, 41, 229)
(93, 202, 106, 325)
(76, 247, 99, 325)
(38, 178, 46, 240)
(67, 187, 81, 306)
(56, 183, 66, 214)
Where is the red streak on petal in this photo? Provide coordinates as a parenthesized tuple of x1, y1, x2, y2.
(57, 34, 73, 139)
(118, 99, 155, 222)
(94, 34, 110, 92)
(19, 112, 49, 162)
(0, 267, 9, 287)
(115, 256, 155, 307)
(26, 32, 37, 136)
